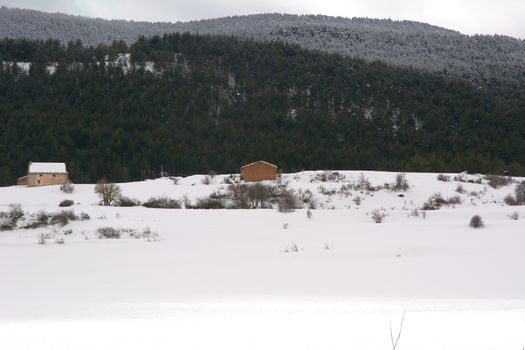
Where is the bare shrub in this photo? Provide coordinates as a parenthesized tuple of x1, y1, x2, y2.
(97, 227, 121, 239)
(391, 173, 409, 191)
(318, 185, 336, 196)
(283, 243, 299, 253)
(422, 193, 461, 210)
(455, 183, 465, 194)
(515, 181, 525, 204)
(38, 232, 46, 245)
(469, 215, 484, 228)
(55, 237, 66, 245)
(447, 195, 462, 205)
(250, 183, 276, 208)
(504, 194, 519, 206)
(94, 179, 122, 206)
(0, 204, 25, 231)
(80, 212, 90, 220)
(409, 208, 421, 217)
(508, 211, 520, 220)
(486, 175, 513, 189)
(116, 196, 141, 207)
(128, 227, 160, 241)
(222, 174, 239, 185)
(228, 183, 276, 209)
(371, 208, 388, 223)
(437, 174, 450, 182)
(143, 197, 181, 209)
(422, 193, 444, 210)
(50, 210, 78, 226)
(310, 171, 346, 183)
(353, 196, 362, 206)
(278, 189, 301, 213)
(355, 173, 372, 191)
(201, 176, 212, 185)
(24, 210, 51, 229)
(192, 197, 226, 209)
(60, 183, 75, 193)
(59, 199, 74, 207)
(282, 222, 289, 229)
(306, 209, 312, 219)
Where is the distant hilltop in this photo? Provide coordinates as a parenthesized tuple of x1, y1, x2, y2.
(1, 6, 525, 86)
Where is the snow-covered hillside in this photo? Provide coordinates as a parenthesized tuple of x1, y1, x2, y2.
(0, 170, 524, 350)
(3, 8, 525, 86)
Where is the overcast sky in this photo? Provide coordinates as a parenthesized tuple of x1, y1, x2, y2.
(4, 0, 525, 38)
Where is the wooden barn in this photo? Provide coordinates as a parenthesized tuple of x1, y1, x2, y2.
(17, 162, 69, 187)
(240, 161, 277, 182)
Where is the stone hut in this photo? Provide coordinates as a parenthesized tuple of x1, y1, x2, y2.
(240, 161, 277, 182)
(17, 162, 69, 187)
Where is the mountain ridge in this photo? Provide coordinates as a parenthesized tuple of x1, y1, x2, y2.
(2, 6, 524, 87)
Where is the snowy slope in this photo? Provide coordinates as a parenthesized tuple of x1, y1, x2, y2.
(0, 170, 524, 349)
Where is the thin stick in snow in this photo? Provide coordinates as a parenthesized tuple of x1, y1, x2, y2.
(390, 309, 406, 350)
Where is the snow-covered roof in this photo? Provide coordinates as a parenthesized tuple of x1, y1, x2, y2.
(28, 162, 67, 174)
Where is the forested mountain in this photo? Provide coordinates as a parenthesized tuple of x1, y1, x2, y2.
(1, 6, 525, 87)
(0, 34, 524, 185)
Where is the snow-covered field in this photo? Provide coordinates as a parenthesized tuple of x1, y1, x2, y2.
(1, 170, 524, 349)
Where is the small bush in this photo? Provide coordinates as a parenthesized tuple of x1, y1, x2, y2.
(278, 189, 301, 213)
(97, 227, 121, 239)
(228, 183, 276, 209)
(469, 215, 484, 228)
(60, 183, 75, 193)
(355, 173, 373, 191)
(0, 204, 25, 231)
(55, 237, 66, 245)
(437, 174, 450, 182)
(455, 183, 465, 194)
(192, 197, 226, 209)
(486, 175, 513, 189)
(50, 210, 78, 226)
(310, 171, 346, 183)
(422, 193, 461, 210)
(59, 199, 74, 207)
(8, 204, 24, 223)
(23, 210, 51, 229)
(447, 195, 462, 205)
(80, 212, 90, 220)
(371, 208, 388, 223)
(283, 243, 299, 253)
(391, 173, 410, 191)
(504, 194, 519, 206)
(306, 209, 312, 219)
(201, 176, 212, 185)
(129, 227, 160, 241)
(143, 197, 181, 209)
(508, 211, 520, 220)
(515, 181, 525, 204)
(116, 196, 141, 207)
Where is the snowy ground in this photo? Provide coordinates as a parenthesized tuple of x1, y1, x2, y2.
(1, 170, 524, 349)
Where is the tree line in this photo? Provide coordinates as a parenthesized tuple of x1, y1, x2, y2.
(0, 33, 524, 185)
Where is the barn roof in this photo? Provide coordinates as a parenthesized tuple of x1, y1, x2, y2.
(28, 162, 67, 174)
(240, 160, 277, 169)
